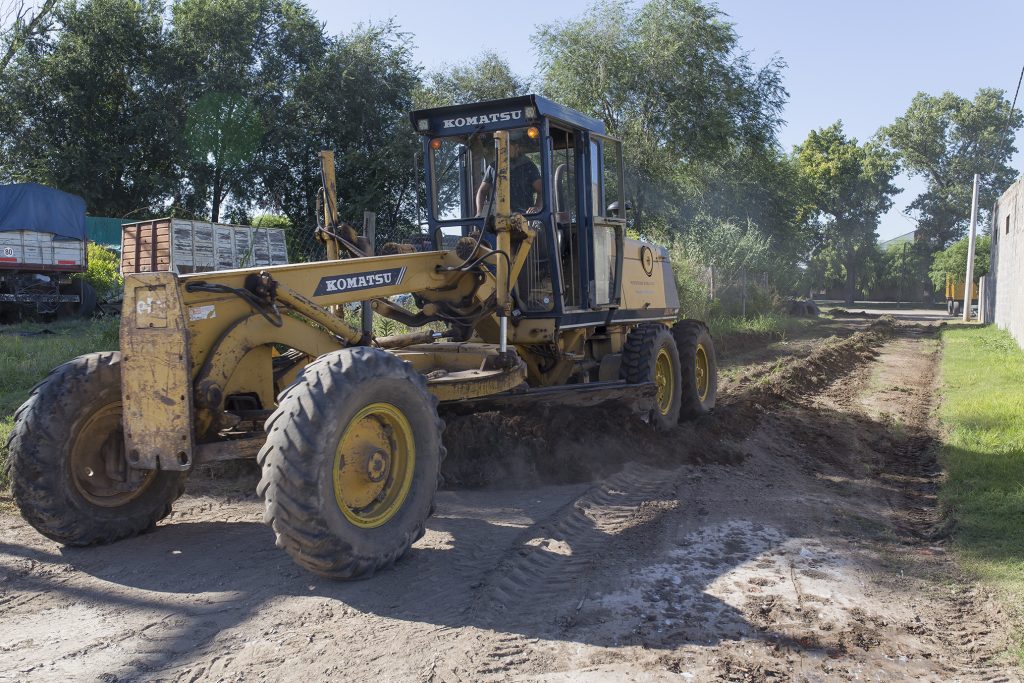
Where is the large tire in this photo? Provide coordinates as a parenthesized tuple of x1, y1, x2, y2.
(672, 320, 717, 420)
(257, 347, 445, 580)
(8, 352, 187, 545)
(952, 300, 962, 317)
(621, 323, 682, 430)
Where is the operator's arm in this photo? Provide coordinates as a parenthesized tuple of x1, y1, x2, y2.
(476, 166, 495, 216)
(475, 180, 492, 216)
(530, 178, 543, 211)
(526, 159, 543, 211)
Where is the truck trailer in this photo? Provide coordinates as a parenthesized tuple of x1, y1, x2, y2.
(0, 183, 94, 320)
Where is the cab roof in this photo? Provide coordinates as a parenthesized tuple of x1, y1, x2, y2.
(410, 94, 607, 137)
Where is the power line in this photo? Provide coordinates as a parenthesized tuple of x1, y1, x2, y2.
(1010, 64, 1024, 116)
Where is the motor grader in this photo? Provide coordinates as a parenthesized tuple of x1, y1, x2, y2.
(8, 95, 717, 579)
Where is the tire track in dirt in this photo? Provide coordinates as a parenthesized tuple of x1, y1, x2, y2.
(424, 322, 914, 681)
(475, 463, 679, 617)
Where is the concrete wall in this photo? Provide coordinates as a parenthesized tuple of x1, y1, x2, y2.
(990, 176, 1024, 348)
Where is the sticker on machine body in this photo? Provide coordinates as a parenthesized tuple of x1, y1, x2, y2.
(189, 304, 217, 321)
(313, 267, 406, 297)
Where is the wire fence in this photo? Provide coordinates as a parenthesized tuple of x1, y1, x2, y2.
(679, 263, 775, 319)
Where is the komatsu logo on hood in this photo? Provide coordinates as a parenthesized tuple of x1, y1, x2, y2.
(443, 110, 522, 129)
(313, 267, 406, 296)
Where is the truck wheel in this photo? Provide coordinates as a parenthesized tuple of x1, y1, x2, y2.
(621, 323, 682, 430)
(952, 300, 962, 317)
(8, 352, 187, 545)
(672, 320, 717, 420)
(258, 347, 445, 579)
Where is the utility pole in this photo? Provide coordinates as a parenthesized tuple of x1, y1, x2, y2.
(963, 174, 980, 322)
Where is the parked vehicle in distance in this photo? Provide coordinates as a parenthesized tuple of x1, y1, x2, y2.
(0, 183, 94, 321)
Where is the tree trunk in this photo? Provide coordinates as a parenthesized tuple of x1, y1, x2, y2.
(211, 167, 222, 223)
(844, 262, 857, 306)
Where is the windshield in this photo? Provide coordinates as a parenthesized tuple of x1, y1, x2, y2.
(431, 128, 544, 221)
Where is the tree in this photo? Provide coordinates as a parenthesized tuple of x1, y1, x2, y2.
(166, 0, 319, 222)
(929, 235, 990, 291)
(882, 89, 1023, 250)
(416, 51, 529, 109)
(865, 241, 927, 303)
(0, 0, 58, 74)
(0, 0, 177, 217)
(681, 213, 773, 293)
(533, 0, 787, 237)
(796, 123, 899, 305)
(255, 21, 422, 250)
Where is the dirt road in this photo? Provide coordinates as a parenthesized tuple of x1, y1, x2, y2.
(1, 318, 1019, 682)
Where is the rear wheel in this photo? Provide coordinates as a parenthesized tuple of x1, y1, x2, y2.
(672, 320, 717, 420)
(621, 323, 682, 430)
(952, 300, 962, 317)
(257, 347, 445, 579)
(8, 352, 187, 545)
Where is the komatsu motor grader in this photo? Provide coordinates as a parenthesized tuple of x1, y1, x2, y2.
(8, 95, 717, 579)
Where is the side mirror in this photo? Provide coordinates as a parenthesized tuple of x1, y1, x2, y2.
(607, 200, 633, 217)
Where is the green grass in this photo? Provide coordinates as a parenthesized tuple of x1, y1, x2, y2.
(0, 317, 119, 490)
(939, 325, 1024, 657)
(706, 312, 816, 340)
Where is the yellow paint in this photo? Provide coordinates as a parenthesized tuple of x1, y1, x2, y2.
(654, 347, 674, 415)
(332, 402, 415, 528)
(695, 343, 710, 401)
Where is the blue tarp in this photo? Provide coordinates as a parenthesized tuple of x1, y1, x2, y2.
(0, 183, 87, 241)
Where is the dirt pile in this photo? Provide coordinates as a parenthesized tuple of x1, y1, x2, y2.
(732, 320, 894, 404)
(439, 403, 722, 488)
(441, 320, 898, 490)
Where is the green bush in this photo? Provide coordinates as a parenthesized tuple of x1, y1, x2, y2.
(668, 251, 712, 320)
(80, 242, 123, 300)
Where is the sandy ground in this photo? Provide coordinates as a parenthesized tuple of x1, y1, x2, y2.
(1, 315, 1020, 682)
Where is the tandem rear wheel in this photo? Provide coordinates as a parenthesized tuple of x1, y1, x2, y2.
(621, 321, 717, 430)
(257, 346, 445, 580)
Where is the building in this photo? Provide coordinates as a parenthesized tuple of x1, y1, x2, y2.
(986, 176, 1024, 348)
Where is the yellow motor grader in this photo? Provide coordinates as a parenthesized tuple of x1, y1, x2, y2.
(8, 95, 717, 579)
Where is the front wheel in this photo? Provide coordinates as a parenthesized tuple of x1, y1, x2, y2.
(257, 347, 445, 579)
(672, 320, 717, 420)
(8, 352, 187, 545)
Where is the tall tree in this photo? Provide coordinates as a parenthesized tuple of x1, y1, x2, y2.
(534, 0, 787, 237)
(256, 21, 422, 252)
(416, 51, 529, 109)
(882, 89, 1023, 250)
(168, 0, 282, 221)
(0, 0, 176, 216)
(796, 123, 899, 305)
(0, 0, 58, 74)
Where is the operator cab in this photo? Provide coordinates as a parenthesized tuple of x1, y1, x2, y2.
(410, 95, 626, 322)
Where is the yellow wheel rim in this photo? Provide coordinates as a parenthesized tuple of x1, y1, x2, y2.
(333, 402, 416, 528)
(654, 347, 675, 416)
(695, 343, 710, 401)
(71, 401, 154, 507)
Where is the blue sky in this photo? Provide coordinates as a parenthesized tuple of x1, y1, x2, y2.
(320, 0, 1024, 240)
